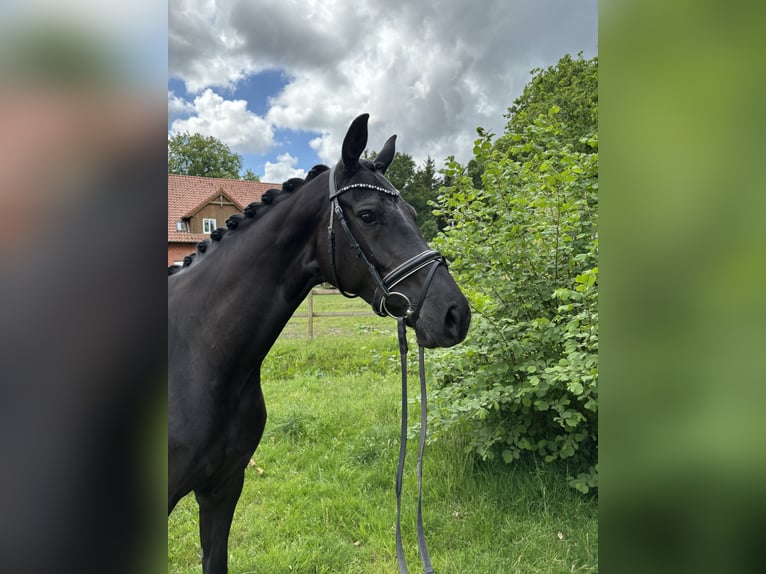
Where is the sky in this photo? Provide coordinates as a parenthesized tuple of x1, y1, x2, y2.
(169, 0, 597, 184)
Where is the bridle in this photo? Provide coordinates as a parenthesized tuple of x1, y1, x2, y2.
(326, 163, 441, 574)
(326, 164, 444, 321)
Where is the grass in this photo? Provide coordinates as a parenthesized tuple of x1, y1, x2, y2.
(168, 293, 598, 573)
(277, 289, 396, 340)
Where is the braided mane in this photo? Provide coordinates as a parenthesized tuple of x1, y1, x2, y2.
(168, 165, 329, 276)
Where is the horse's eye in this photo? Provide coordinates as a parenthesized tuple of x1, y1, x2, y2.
(359, 210, 377, 224)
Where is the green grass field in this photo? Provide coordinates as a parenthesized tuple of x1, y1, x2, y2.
(168, 293, 598, 573)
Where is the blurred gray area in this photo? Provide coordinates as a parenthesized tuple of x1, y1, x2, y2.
(0, 4, 167, 573)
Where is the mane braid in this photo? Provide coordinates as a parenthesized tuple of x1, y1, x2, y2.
(244, 202, 259, 217)
(226, 214, 242, 229)
(169, 169, 330, 277)
(306, 164, 329, 182)
(260, 188, 278, 204)
(282, 177, 304, 193)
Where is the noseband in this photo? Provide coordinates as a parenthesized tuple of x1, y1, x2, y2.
(326, 164, 444, 320)
(326, 164, 441, 573)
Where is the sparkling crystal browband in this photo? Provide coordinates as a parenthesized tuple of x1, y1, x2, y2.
(335, 183, 400, 197)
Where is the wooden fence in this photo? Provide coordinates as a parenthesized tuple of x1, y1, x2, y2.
(292, 288, 375, 339)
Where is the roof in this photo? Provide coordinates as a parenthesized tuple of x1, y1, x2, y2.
(168, 174, 280, 243)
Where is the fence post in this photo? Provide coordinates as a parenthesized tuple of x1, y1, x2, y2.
(307, 289, 314, 339)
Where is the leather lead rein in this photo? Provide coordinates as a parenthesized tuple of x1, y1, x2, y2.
(326, 164, 441, 573)
(395, 317, 435, 574)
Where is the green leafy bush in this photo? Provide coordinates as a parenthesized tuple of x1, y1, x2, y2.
(429, 104, 598, 493)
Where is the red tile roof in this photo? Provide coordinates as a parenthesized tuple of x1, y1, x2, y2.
(168, 174, 280, 243)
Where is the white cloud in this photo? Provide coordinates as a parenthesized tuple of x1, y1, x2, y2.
(169, 0, 255, 91)
(169, 0, 597, 165)
(263, 153, 307, 183)
(168, 89, 274, 154)
(168, 91, 193, 118)
(308, 133, 338, 166)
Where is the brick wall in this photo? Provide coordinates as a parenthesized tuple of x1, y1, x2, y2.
(168, 243, 196, 266)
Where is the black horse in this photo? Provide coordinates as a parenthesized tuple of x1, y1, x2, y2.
(168, 114, 470, 573)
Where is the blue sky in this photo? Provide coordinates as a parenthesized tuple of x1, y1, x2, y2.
(168, 70, 322, 179)
(169, 0, 597, 184)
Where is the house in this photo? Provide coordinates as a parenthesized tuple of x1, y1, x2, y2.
(168, 174, 280, 266)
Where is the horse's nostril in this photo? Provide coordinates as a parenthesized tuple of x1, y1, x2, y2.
(444, 304, 459, 338)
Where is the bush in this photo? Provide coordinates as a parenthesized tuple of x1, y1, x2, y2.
(429, 107, 598, 493)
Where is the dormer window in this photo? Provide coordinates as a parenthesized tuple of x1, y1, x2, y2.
(202, 218, 217, 234)
(175, 220, 189, 232)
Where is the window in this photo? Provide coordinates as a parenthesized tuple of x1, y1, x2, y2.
(202, 218, 217, 234)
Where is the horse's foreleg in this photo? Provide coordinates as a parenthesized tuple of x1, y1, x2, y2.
(194, 470, 245, 574)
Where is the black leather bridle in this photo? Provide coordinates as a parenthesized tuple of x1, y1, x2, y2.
(326, 164, 440, 573)
(326, 164, 444, 320)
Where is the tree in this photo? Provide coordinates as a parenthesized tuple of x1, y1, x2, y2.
(505, 52, 598, 153)
(429, 55, 598, 493)
(241, 169, 260, 182)
(407, 156, 442, 241)
(168, 132, 243, 179)
(366, 150, 445, 241)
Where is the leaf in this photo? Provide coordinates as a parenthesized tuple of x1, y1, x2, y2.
(428, 54, 598, 493)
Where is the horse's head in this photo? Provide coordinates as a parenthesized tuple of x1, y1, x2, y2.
(318, 113, 470, 348)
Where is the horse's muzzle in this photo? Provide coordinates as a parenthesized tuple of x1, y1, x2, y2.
(414, 292, 471, 349)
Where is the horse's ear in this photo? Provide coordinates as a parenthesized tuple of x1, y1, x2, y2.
(342, 113, 369, 172)
(376, 135, 397, 174)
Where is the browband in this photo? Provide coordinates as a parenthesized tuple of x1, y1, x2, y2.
(328, 164, 400, 200)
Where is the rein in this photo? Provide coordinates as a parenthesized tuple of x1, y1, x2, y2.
(326, 165, 441, 573)
(395, 318, 435, 574)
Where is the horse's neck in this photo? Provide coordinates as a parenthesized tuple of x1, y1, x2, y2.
(172, 190, 326, 375)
